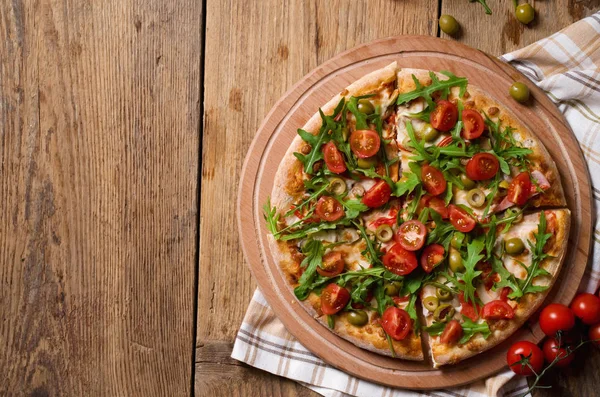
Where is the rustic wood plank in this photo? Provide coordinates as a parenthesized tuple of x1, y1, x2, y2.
(196, 0, 437, 395)
(0, 1, 201, 395)
(440, 0, 598, 55)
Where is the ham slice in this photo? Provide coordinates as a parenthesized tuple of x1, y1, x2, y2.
(492, 170, 549, 214)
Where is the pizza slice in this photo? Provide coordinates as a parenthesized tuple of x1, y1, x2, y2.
(421, 209, 570, 367)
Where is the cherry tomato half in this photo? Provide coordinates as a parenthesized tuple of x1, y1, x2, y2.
(481, 300, 515, 320)
(421, 164, 447, 196)
(350, 129, 380, 159)
(461, 109, 485, 140)
(449, 204, 476, 233)
(507, 172, 532, 206)
(381, 306, 412, 340)
(321, 283, 350, 315)
(570, 293, 600, 325)
(362, 180, 392, 208)
(419, 195, 449, 219)
(440, 320, 463, 345)
(430, 100, 458, 132)
(466, 153, 500, 181)
(315, 196, 344, 222)
(542, 337, 574, 368)
(323, 142, 347, 174)
(292, 203, 320, 224)
(507, 341, 544, 376)
(394, 220, 427, 251)
(383, 244, 418, 276)
(539, 303, 575, 336)
(458, 291, 479, 321)
(421, 244, 445, 273)
(589, 323, 600, 347)
(317, 251, 345, 277)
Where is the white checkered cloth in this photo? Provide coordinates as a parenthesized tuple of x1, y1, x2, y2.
(232, 12, 600, 397)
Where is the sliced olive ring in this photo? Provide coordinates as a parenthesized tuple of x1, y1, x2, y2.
(328, 177, 347, 195)
(422, 296, 439, 312)
(347, 310, 369, 327)
(384, 281, 403, 296)
(375, 225, 394, 243)
(433, 304, 456, 322)
(436, 288, 452, 301)
(466, 188, 486, 208)
(505, 237, 525, 255)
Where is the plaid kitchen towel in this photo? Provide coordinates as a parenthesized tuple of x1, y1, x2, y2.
(232, 12, 600, 397)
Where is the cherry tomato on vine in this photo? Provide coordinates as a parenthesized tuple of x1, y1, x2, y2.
(589, 323, 600, 347)
(542, 337, 574, 368)
(539, 303, 575, 336)
(506, 341, 544, 376)
(570, 293, 600, 325)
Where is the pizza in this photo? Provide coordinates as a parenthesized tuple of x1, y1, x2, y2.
(263, 61, 570, 365)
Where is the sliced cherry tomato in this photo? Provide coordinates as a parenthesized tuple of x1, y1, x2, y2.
(507, 172, 532, 206)
(394, 220, 427, 251)
(440, 320, 463, 345)
(321, 283, 350, 315)
(381, 306, 412, 340)
(350, 129, 380, 158)
(317, 251, 345, 277)
(570, 293, 600, 325)
(383, 244, 418, 276)
(589, 323, 600, 347)
(481, 300, 515, 320)
(437, 136, 453, 147)
(419, 195, 449, 219)
(420, 244, 445, 273)
(421, 164, 447, 196)
(323, 142, 347, 174)
(448, 204, 476, 233)
(430, 100, 458, 132)
(539, 303, 575, 336)
(292, 203, 320, 223)
(542, 337, 574, 368)
(362, 179, 392, 208)
(352, 290, 374, 309)
(466, 153, 500, 181)
(315, 196, 344, 222)
(458, 291, 479, 321)
(461, 109, 485, 139)
(507, 341, 544, 376)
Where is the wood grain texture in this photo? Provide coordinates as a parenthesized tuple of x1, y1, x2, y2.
(196, 0, 437, 395)
(440, 0, 599, 55)
(0, 1, 201, 395)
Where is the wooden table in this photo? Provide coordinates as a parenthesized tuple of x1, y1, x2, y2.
(1, 1, 598, 396)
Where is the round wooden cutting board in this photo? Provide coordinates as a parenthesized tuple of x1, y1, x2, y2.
(237, 36, 593, 389)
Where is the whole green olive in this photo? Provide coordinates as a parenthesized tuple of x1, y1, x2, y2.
(516, 3, 535, 24)
(451, 232, 465, 249)
(510, 82, 530, 103)
(505, 237, 525, 255)
(433, 304, 456, 322)
(460, 173, 476, 190)
(449, 247, 465, 273)
(347, 310, 369, 327)
(466, 188, 486, 208)
(420, 123, 440, 142)
(423, 296, 439, 312)
(436, 288, 452, 301)
(384, 281, 403, 296)
(357, 99, 375, 115)
(439, 15, 459, 35)
(328, 177, 347, 195)
(375, 225, 394, 243)
(357, 156, 378, 169)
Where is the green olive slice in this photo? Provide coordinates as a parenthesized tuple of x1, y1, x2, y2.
(433, 304, 456, 322)
(466, 188, 486, 208)
(347, 310, 369, 327)
(423, 296, 439, 312)
(505, 237, 525, 255)
(436, 288, 452, 301)
(375, 225, 394, 243)
(328, 177, 347, 195)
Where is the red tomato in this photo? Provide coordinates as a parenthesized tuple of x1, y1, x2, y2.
(440, 320, 463, 345)
(350, 129, 380, 158)
(481, 300, 515, 320)
(383, 244, 418, 276)
(320, 283, 350, 315)
(539, 303, 575, 336)
(315, 196, 344, 222)
(500, 287, 511, 301)
(420, 244, 445, 273)
(317, 251, 345, 277)
(292, 204, 320, 223)
(466, 153, 500, 181)
(458, 291, 479, 321)
(542, 337, 574, 368)
(448, 204, 476, 233)
(461, 109, 485, 140)
(362, 180, 392, 208)
(421, 164, 447, 196)
(427, 196, 449, 219)
(430, 100, 458, 132)
(323, 142, 347, 174)
(381, 307, 412, 340)
(570, 293, 600, 325)
(507, 172, 532, 206)
(370, 207, 398, 228)
(394, 220, 427, 251)
(589, 323, 600, 346)
(507, 341, 544, 376)
(437, 136, 453, 147)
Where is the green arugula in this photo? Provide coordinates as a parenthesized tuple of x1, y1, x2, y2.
(374, 282, 397, 357)
(294, 239, 325, 300)
(338, 197, 369, 219)
(406, 185, 425, 220)
(423, 321, 445, 336)
(426, 209, 456, 249)
(517, 211, 553, 295)
(346, 97, 370, 130)
(393, 172, 421, 197)
(263, 197, 280, 238)
(473, 0, 492, 15)
(397, 71, 468, 109)
(491, 254, 524, 299)
(459, 318, 492, 344)
(353, 221, 383, 266)
(408, 106, 432, 122)
(450, 100, 465, 144)
(459, 237, 485, 307)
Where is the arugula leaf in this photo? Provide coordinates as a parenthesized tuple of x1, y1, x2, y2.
(482, 174, 501, 219)
(406, 185, 425, 220)
(346, 97, 369, 130)
(491, 254, 523, 300)
(423, 321, 446, 336)
(263, 197, 280, 239)
(374, 282, 397, 357)
(339, 198, 369, 219)
(450, 100, 465, 145)
(459, 237, 485, 307)
(473, 0, 492, 15)
(280, 219, 346, 241)
(408, 106, 432, 122)
(284, 183, 329, 218)
(393, 172, 421, 197)
(517, 211, 554, 296)
(405, 294, 419, 330)
(327, 315, 335, 329)
(294, 126, 329, 175)
(459, 318, 491, 344)
(397, 71, 468, 109)
(406, 121, 435, 163)
(294, 239, 325, 300)
(426, 209, 456, 248)
(353, 221, 383, 266)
